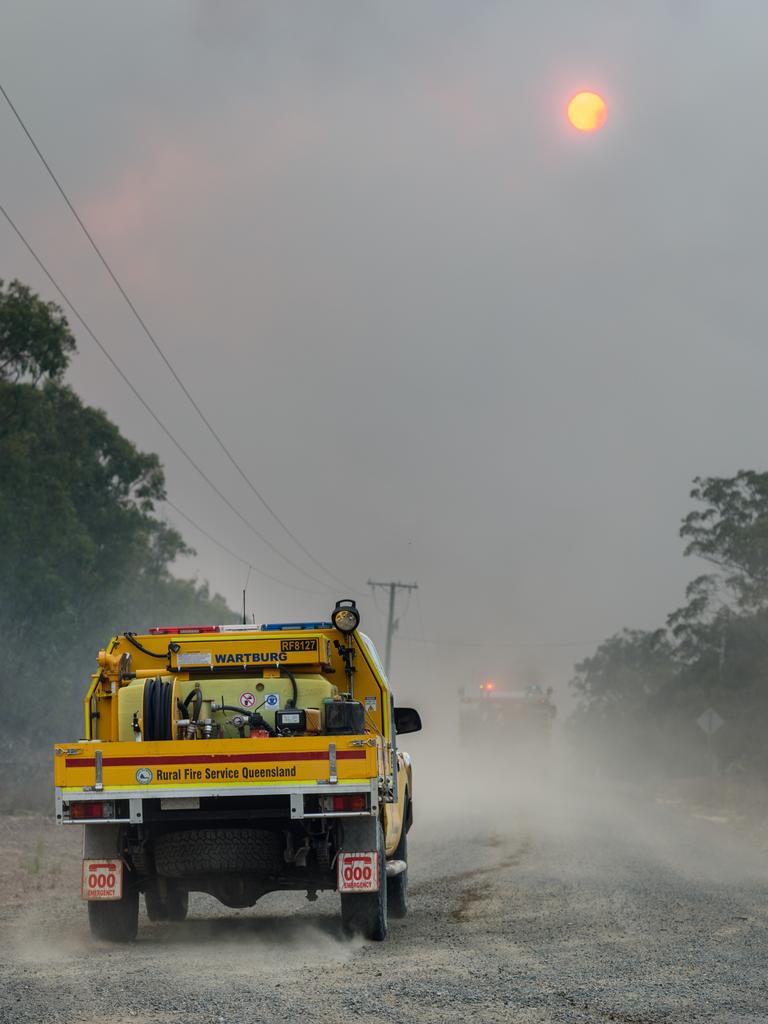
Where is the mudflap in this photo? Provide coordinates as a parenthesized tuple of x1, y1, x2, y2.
(83, 824, 138, 942)
(339, 817, 387, 941)
(339, 817, 379, 884)
(83, 823, 121, 859)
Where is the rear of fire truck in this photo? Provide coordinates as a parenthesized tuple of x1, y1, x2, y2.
(54, 600, 421, 942)
(458, 681, 556, 748)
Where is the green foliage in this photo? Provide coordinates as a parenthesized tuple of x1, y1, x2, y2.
(569, 629, 677, 780)
(571, 629, 676, 720)
(681, 471, 768, 610)
(572, 471, 768, 779)
(0, 281, 233, 762)
(0, 279, 75, 384)
(24, 839, 44, 876)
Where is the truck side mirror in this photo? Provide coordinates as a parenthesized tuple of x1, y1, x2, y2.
(394, 707, 422, 735)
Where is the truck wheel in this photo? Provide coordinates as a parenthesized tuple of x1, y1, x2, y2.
(145, 887, 189, 922)
(387, 826, 408, 919)
(154, 828, 281, 877)
(88, 887, 139, 943)
(340, 822, 387, 941)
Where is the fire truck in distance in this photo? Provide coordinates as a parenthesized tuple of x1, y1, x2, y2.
(459, 680, 556, 748)
(54, 600, 420, 943)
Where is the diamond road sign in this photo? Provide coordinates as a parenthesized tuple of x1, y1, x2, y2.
(697, 708, 724, 736)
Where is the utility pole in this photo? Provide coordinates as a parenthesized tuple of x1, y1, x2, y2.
(367, 580, 418, 676)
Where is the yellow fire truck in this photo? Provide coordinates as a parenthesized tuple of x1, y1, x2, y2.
(54, 600, 421, 942)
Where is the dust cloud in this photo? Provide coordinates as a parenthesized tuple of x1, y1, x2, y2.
(407, 717, 768, 894)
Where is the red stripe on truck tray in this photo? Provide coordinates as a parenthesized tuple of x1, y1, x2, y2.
(66, 750, 367, 768)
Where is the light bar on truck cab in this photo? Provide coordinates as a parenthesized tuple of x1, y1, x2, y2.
(261, 622, 332, 631)
(149, 626, 219, 635)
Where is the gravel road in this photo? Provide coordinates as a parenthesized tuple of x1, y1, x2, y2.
(1, 764, 767, 1024)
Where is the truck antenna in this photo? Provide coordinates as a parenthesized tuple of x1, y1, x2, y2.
(242, 565, 253, 625)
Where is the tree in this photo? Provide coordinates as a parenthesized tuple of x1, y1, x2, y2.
(0, 280, 232, 776)
(0, 278, 75, 384)
(570, 628, 676, 719)
(679, 471, 768, 611)
(569, 629, 677, 779)
(669, 472, 768, 689)
(570, 471, 768, 780)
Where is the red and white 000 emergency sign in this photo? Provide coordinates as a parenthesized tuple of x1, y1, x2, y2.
(81, 859, 123, 900)
(337, 851, 379, 893)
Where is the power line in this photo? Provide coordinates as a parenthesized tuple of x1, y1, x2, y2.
(163, 499, 324, 596)
(0, 201, 334, 594)
(0, 80, 356, 594)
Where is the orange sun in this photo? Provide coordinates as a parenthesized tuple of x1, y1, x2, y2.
(567, 91, 608, 133)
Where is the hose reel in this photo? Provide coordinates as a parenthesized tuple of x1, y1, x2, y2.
(142, 677, 173, 741)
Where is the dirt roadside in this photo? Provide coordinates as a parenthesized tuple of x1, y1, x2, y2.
(2, 775, 768, 1024)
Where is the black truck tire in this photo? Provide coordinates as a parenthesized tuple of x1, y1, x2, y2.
(154, 829, 282, 877)
(145, 887, 189, 922)
(88, 887, 139, 943)
(340, 821, 388, 941)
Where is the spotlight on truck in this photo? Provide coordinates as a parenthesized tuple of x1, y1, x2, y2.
(332, 599, 360, 634)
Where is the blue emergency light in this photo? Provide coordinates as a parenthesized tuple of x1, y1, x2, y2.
(260, 621, 333, 631)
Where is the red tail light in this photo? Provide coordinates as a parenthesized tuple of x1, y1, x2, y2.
(70, 802, 105, 819)
(333, 794, 368, 812)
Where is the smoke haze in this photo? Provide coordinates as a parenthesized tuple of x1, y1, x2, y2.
(3, 2, 768, 705)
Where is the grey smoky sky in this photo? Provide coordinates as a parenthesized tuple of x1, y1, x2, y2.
(2, 2, 767, 701)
